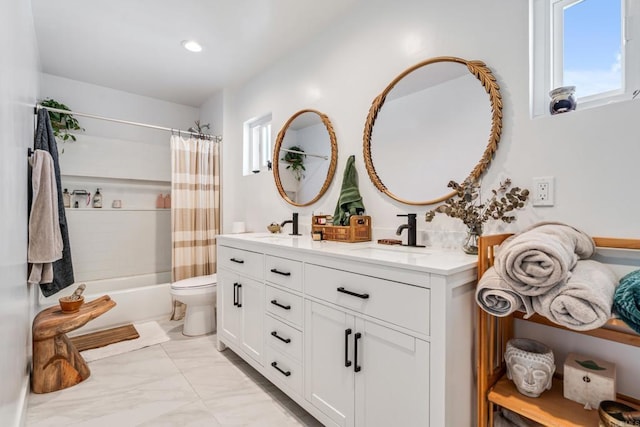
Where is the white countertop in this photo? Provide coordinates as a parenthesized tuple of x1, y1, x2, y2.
(217, 233, 477, 275)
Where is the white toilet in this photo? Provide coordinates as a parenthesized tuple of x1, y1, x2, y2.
(170, 274, 217, 336)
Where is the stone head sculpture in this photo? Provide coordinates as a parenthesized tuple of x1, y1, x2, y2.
(505, 338, 555, 398)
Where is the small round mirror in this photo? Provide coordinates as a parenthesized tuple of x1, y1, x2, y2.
(273, 109, 338, 207)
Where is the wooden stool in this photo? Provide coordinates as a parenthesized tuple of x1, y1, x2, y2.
(32, 295, 116, 393)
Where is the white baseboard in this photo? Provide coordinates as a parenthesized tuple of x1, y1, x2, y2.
(7, 374, 30, 427)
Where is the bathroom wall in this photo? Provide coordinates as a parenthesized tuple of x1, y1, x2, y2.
(212, 0, 640, 399)
(0, 0, 40, 425)
(218, 0, 640, 239)
(39, 75, 200, 281)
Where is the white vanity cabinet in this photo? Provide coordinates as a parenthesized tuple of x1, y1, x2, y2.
(217, 245, 265, 365)
(216, 235, 477, 427)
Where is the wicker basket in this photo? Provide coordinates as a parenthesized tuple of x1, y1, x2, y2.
(312, 215, 371, 243)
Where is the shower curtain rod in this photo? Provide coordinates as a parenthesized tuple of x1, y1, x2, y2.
(35, 104, 222, 142)
(280, 148, 328, 160)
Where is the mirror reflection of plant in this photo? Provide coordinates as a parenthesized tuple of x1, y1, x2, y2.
(282, 145, 306, 181)
(40, 98, 84, 143)
(425, 178, 529, 231)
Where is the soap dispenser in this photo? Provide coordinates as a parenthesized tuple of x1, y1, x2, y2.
(62, 188, 71, 208)
(92, 188, 103, 208)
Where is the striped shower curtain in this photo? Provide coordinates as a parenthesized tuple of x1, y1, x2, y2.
(170, 135, 220, 282)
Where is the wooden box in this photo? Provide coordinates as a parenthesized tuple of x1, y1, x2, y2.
(311, 215, 371, 243)
(563, 352, 616, 409)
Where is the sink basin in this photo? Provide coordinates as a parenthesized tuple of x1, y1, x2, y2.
(349, 246, 433, 263)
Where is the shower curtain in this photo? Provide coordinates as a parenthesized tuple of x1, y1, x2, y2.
(170, 135, 220, 318)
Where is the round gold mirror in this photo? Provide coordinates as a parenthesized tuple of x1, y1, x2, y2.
(273, 109, 338, 207)
(363, 56, 502, 205)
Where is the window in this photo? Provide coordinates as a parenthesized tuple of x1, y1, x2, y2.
(531, 0, 638, 116)
(243, 114, 272, 175)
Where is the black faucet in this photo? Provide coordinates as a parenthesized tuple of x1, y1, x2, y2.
(281, 212, 301, 236)
(396, 214, 424, 247)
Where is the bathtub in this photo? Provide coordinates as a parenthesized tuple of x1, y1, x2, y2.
(37, 272, 173, 334)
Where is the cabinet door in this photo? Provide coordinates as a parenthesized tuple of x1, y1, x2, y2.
(305, 301, 355, 427)
(354, 319, 429, 427)
(239, 275, 264, 364)
(218, 270, 241, 346)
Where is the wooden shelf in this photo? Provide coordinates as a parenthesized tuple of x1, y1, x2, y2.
(489, 375, 640, 427)
(489, 376, 600, 426)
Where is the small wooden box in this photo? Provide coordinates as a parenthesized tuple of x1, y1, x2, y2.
(563, 352, 616, 409)
(311, 215, 371, 243)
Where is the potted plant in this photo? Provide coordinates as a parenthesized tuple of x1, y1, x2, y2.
(40, 98, 84, 143)
(282, 145, 306, 181)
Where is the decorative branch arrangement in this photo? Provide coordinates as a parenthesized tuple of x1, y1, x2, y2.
(425, 178, 529, 231)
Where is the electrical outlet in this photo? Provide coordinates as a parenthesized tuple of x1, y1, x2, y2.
(532, 176, 554, 206)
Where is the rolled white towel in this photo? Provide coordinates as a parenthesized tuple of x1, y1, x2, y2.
(532, 260, 617, 331)
(494, 222, 595, 296)
(476, 267, 534, 317)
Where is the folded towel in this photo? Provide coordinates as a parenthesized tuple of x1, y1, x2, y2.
(613, 269, 640, 334)
(494, 222, 595, 296)
(28, 150, 63, 285)
(532, 260, 617, 331)
(333, 155, 365, 226)
(32, 109, 75, 296)
(476, 267, 534, 317)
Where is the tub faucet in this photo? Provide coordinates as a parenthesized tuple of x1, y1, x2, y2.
(281, 212, 301, 236)
(396, 213, 424, 247)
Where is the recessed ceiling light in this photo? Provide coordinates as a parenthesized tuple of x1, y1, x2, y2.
(182, 40, 202, 53)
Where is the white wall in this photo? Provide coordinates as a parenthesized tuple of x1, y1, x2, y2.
(219, 0, 640, 239)
(0, 0, 40, 425)
(212, 0, 640, 403)
(39, 75, 200, 282)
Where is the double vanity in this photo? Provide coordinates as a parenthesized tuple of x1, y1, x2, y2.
(216, 233, 477, 427)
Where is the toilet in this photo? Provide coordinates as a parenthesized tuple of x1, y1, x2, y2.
(170, 274, 217, 336)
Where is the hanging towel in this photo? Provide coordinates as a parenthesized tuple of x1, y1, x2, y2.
(494, 222, 595, 296)
(532, 260, 617, 331)
(31, 108, 75, 296)
(332, 155, 365, 226)
(475, 267, 534, 318)
(28, 150, 63, 285)
(613, 269, 640, 334)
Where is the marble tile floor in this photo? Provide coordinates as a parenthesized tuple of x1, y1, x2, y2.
(26, 320, 324, 427)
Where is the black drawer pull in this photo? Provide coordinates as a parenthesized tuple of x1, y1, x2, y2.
(233, 283, 238, 307)
(271, 361, 291, 377)
(230, 258, 244, 264)
(270, 268, 291, 276)
(236, 283, 242, 308)
(354, 332, 362, 373)
(337, 287, 370, 299)
(270, 299, 291, 310)
(344, 328, 352, 367)
(271, 331, 291, 344)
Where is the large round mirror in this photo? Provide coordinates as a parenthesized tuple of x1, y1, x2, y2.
(363, 56, 502, 205)
(273, 109, 338, 207)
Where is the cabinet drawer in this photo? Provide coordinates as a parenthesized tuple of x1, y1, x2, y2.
(265, 255, 302, 291)
(218, 245, 264, 280)
(265, 285, 303, 327)
(265, 346, 303, 396)
(305, 264, 430, 335)
(265, 314, 302, 361)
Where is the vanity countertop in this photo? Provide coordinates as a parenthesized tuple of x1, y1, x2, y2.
(217, 233, 477, 275)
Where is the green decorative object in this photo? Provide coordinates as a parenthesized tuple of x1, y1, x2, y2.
(575, 359, 607, 371)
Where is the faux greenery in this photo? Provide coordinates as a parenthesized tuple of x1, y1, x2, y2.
(282, 145, 306, 181)
(40, 98, 84, 142)
(425, 178, 529, 231)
